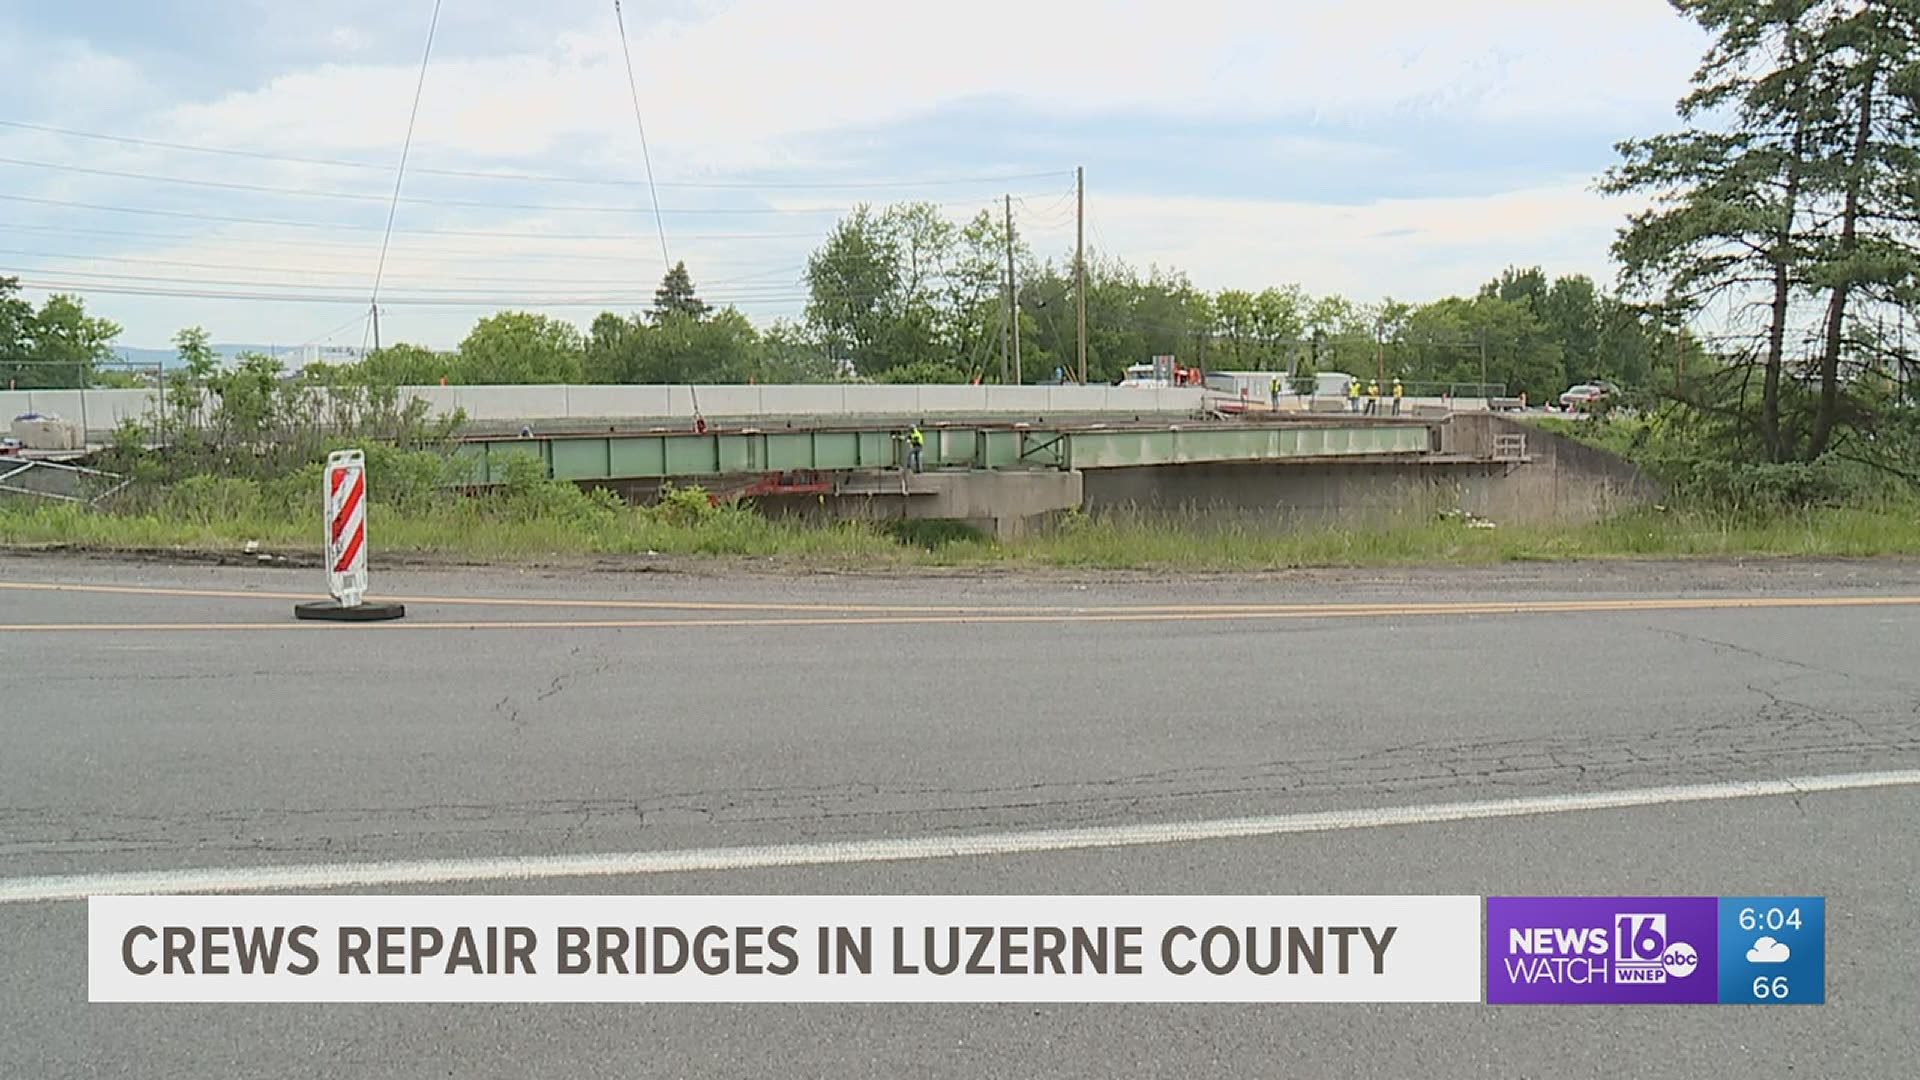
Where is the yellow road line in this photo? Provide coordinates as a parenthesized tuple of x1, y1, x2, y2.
(9, 580, 1920, 621)
(2, 593, 1917, 632)
(0, 579, 1084, 615)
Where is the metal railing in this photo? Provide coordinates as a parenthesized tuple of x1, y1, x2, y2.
(1492, 432, 1528, 461)
(0, 458, 130, 505)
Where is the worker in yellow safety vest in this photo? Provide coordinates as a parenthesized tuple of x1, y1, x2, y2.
(1392, 378, 1405, 416)
(907, 424, 925, 473)
(1347, 377, 1361, 413)
(1366, 380, 1380, 415)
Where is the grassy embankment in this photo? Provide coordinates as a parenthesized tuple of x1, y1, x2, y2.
(3, 491, 1917, 569)
(3, 424, 1916, 569)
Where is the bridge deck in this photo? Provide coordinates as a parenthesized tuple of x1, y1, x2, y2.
(454, 418, 1439, 484)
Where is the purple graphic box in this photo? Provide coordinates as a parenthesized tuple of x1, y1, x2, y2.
(1488, 897, 1720, 1004)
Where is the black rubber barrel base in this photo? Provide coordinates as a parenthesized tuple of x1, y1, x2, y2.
(293, 600, 407, 622)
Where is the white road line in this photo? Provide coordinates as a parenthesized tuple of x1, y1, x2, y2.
(5, 769, 1917, 905)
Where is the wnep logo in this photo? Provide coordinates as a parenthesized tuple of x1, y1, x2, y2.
(1488, 898, 1720, 1004)
(1610, 913, 1698, 985)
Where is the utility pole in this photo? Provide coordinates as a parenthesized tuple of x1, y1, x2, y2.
(1075, 165, 1087, 385)
(371, 303, 381, 353)
(998, 275, 1009, 386)
(1005, 194, 1021, 385)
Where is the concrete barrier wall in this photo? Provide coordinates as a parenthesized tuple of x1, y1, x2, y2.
(544, 382, 1210, 423)
(2, 388, 166, 435)
(5, 384, 1210, 439)
(1081, 422, 1661, 527)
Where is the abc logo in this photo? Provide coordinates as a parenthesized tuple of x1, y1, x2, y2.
(1661, 942, 1699, 978)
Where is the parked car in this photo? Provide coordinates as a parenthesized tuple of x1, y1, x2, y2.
(1558, 381, 1620, 411)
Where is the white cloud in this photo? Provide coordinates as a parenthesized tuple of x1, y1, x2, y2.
(1746, 937, 1791, 964)
(156, 0, 1702, 170)
(1088, 180, 1640, 302)
(328, 26, 371, 53)
(0, 35, 153, 123)
(3, 0, 1707, 345)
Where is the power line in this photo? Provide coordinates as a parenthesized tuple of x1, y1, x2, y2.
(0, 158, 911, 215)
(370, 0, 445, 351)
(8, 270, 955, 310)
(0, 119, 1074, 191)
(0, 194, 849, 242)
(294, 310, 375, 351)
(7, 278, 832, 311)
(0, 247, 809, 289)
(0, 169, 1042, 215)
(0, 220, 826, 253)
(7, 266, 813, 300)
(611, 0, 670, 270)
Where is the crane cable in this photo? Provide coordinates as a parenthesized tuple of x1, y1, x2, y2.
(367, 0, 445, 352)
(612, 0, 672, 272)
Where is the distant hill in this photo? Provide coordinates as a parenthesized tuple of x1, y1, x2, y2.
(109, 344, 363, 369)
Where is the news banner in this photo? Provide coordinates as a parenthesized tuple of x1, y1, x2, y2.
(88, 894, 1826, 1004)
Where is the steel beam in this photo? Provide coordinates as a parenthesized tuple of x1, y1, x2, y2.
(454, 420, 1436, 485)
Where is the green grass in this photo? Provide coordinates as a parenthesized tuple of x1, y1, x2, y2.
(4, 496, 1918, 570)
(0, 499, 910, 565)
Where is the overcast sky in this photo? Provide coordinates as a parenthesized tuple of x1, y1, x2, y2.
(0, 0, 1708, 350)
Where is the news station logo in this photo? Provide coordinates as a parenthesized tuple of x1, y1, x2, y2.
(1488, 898, 1719, 1004)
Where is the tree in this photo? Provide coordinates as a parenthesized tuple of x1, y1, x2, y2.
(23, 294, 121, 388)
(942, 210, 1010, 380)
(1252, 286, 1309, 371)
(1606, 0, 1920, 464)
(586, 307, 760, 384)
(1606, 6, 1822, 461)
(457, 312, 585, 383)
(173, 326, 218, 381)
(875, 359, 969, 384)
(1212, 289, 1258, 368)
(754, 320, 838, 383)
(0, 276, 35, 388)
(806, 205, 904, 375)
(805, 202, 1028, 378)
(1800, 2, 1920, 456)
(650, 262, 711, 323)
(358, 344, 452, 385)
(208, 351, 288, 447)
(1398, 294, 1565, 402)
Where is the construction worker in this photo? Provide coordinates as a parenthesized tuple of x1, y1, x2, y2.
(1392, 378, 1405, 416)
(1366, 379, 1380, 415)
(1347, 377, 1361, 413)
(907, 423, 925, 473)
(1270, 376, 1282, 410)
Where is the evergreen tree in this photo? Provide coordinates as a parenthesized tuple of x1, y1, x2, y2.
(650, 262, 711, 323)
(1605, 0, 1920, 463)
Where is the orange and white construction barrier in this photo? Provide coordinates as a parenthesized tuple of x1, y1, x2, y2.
(293, 448, 405, 621)
(326, 449, 369, 606)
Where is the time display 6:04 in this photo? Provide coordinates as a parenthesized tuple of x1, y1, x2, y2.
(1738, 906, 1803, 933)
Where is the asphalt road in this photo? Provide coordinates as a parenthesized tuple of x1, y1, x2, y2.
(3, 554, 1919, 1077)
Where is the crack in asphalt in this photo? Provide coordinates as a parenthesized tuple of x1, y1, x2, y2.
(1644, 624, 1850, 679)
(8, 708, 1916, 864)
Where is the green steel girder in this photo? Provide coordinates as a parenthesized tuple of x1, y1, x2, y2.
(454, 421, 1435, 485)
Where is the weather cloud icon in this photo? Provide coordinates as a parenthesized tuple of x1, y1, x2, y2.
(1747, 937, 1792, 964)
